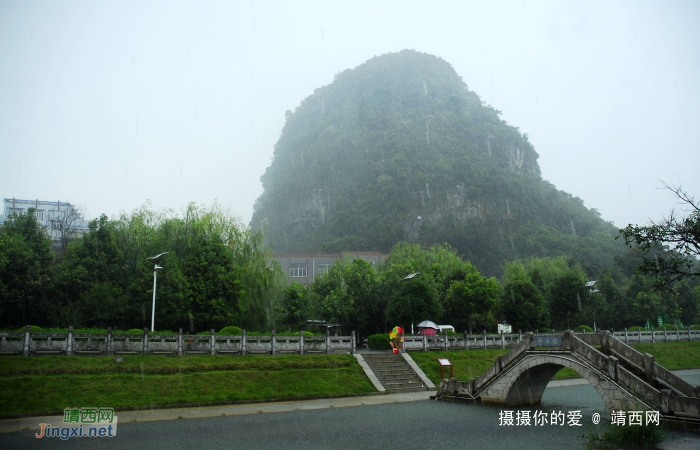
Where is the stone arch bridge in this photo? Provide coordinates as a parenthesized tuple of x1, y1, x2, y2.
(436, 331, 700, 429)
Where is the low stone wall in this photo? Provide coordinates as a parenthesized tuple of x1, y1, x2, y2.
(0, 326, 356, 357)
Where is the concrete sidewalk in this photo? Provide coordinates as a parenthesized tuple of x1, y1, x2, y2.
(0, 390, 434, 434)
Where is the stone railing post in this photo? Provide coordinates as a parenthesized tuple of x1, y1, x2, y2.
(518, 329, 522, 343)
(624, 328, 628, 344)
(643, 353, 656, 383)
(107, 327, 112, 356)
(241, 330, 247, 356)
(326, 329, 331, 354)
(271, 330, 277, 355)
(607, 355, 619, 381)
(210, 329, 216, 356)
(675, 325, 679, 341)
(402, 332, 406, 353)
(143, 328, 149, 355)
(351, 330, 355, 354)
(178, 329, 183, 356)
(22, 325, 31, 357)
(482, 330, 487, 350)
(464, 331, 469, 350)
(500, 331, 505, 349)
(688, 326, 692, 342)
(422, 333, 427, 351)
(663, 327, 667, 342)
(651, 326, 655, 343)
(67, 325, 73, 356)
(443, 331, 447, 351)
(299, 330, 305, 356)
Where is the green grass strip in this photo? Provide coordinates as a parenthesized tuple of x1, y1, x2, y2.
(0, 355, 376, 416)
(0, 354, 353, 376)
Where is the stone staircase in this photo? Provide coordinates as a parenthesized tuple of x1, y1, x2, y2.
(362, 354, 428, 393)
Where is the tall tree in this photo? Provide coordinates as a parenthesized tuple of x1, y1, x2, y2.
(0, 209, 55, 328)
(618, 183, 699, 287)
(445, 263, 500, 334)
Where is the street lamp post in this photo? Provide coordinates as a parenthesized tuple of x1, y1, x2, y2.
(146, 252, 168, 332)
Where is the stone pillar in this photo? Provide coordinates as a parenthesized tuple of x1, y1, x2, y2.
(241, 330, 247, 356)
(67, 326, 73, 356)
(178, 329, 183, 356)
(651, 326, 655, 343)
(351, 330, 355, 354)
(518, 329, 522, 343)
(443, 331, 447, 351)
(143, 328, 149, 355)
(464, 331, 469, 350)
(624, 328, 628, 344)
(600, 330, 610, 355)
(643, 353, 656, 383)
(675, 325, 679, 342)
(22, 325, 31, 357)
(107, 327, 112, 356)
(299, 330, 305, 355)
(423, 333, 427, 352)
(660, 389, 671, 415)
(326, 329, 331, 354)
(663, 327, 667, 342)
(607, 355, 619, 381)
(210, 329, 216, 356)
(271, 330, 277, 355)
(688, 326, 692, 342)
(402, 332, 407, 353)
(500, 331, 505, 349)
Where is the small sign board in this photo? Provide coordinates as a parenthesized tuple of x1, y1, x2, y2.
(534, 336, 562, 347)
(437, 358, 453, 379)
(497, 323, 512, 334)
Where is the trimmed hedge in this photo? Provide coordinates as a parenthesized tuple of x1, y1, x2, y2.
(367, 333, 391, 350)
(574, 325, 594, 333)
(217, 326, 243, 336)
(538, 328, 552, 334)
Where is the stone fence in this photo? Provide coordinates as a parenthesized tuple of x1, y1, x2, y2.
(400, 326, 700, 352)
(1, 326, 697, 357)
(0, 326, 355, 357)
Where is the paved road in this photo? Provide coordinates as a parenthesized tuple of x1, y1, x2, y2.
(1, 371, 698, 449)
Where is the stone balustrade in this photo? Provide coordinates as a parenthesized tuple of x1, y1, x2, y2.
(1, 325, 697, 357)
(0, 326, 356, 357)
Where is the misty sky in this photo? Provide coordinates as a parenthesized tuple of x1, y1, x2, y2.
(1, 0, 698, 233)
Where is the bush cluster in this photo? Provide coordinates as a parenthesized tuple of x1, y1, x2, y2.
(367, 333, 391, 350)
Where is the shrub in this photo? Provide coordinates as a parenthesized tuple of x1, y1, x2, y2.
(574, 325, 594, 333)
(16, 326, 44, 332)
(627, 326, 644, 331)
(538, 328, 552, 334)
(217, 326, 243, 336)
(657, 324, 678, 331)
(691, 325, 700, 330)
(125, 329, 146, 334)
(367, 333, 391, 350)
(580, 415, 664, 450)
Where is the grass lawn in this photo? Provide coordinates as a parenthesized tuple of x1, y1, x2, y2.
(0, 354, 376, 416)
(629, 341, 700, 370)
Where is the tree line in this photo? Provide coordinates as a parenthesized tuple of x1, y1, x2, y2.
(280, 242, 699, 341)
(2, 190, 698, 338)
(0, 202, 285, 332)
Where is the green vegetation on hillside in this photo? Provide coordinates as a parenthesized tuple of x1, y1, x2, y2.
(252, 50, 626, 278)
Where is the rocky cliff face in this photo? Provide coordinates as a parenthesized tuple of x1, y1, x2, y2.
(251, 50, 615, 274)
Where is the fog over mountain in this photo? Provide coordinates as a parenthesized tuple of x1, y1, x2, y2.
(252, 50, 626, 276)
(0, 1, 698, 235)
